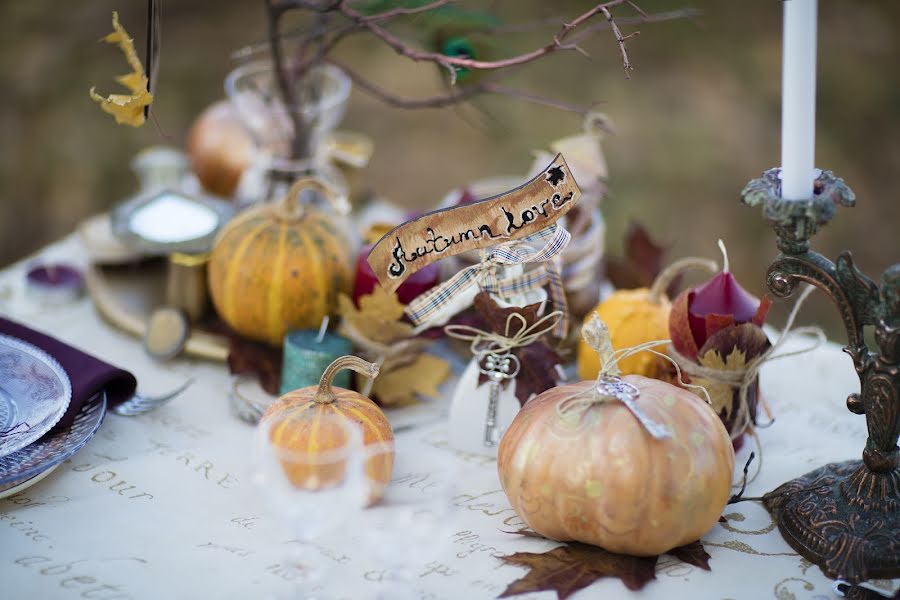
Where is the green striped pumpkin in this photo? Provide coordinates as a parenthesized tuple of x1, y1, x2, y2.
(208, 181, 353, 346)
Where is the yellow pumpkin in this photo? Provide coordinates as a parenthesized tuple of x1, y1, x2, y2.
(262, 355, 394, 501)
(497, 374, 734, 556)
(208, 178, 354, 346)
(577, 257, 717, 379)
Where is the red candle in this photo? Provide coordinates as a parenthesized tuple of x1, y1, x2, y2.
(352, 245, 439, 306)
(668, 242, 771, 452)
(671, 243, 769, 359)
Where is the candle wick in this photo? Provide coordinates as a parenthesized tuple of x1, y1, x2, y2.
(717, 239, 730, 273)
(316, 315, 329, 344)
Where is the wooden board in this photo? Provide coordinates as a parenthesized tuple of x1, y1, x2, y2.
(85, 263, 229, 362)
(367, 153, 581, 292)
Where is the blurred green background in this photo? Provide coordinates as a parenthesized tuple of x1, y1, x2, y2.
(1, 1, 898, 335)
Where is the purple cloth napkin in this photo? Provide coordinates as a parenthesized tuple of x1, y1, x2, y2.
(0, 317, 136, 428)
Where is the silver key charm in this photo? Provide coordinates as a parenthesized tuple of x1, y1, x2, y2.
(596, 376, 671, 439)
(479, 352, 521, 446)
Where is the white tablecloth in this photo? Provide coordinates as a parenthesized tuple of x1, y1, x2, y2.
(1, 236, 898, 600)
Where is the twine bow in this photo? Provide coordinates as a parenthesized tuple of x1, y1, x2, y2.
(556, 313, 711, 436)
(668, 284, 825, 442)
(406, 224, 571, 338)
(445, 311, 564, 360)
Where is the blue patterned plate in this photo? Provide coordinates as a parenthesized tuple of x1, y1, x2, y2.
(0, 334, 72, 457)
(0, 391, 106, 486)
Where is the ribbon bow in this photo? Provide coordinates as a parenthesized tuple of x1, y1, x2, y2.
(405, 224, 571, 338)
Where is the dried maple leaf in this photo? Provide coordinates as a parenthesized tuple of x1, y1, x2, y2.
(695, 347, 748, 419)
(500, 543, 658, 599)
(227, 337, 282, 395)
(472, 292, 563, 406)
(370, 353, 450, 407)
(89, 12, 153, 127)
(604, 223, 669, 291)
(668, 541, 711, 571)
(337, 284, 413, 344)
(500, 533, 713, 598)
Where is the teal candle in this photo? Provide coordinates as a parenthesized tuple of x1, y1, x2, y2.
(280, 329, 353, 395)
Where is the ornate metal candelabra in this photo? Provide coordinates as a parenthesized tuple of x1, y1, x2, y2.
(741, 169, 899, 584)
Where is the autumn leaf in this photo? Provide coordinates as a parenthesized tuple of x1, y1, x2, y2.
(339, 283, 449, 407)
(668, 541, 711, 571)
(89, 12, 153, 127)
(603, 223, 677, 293)
(692, 322, 771, 419)
(500, 534, 713, 599)
(227, 337, 282, 395)
(370, 353, 451, 407)
(500, 543, 658, 599)
(694, 347, 747, 419)
(338, 284, 413, 344)
(472, 292, 563, 406)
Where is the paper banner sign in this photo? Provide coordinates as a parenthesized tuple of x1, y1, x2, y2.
(368, 153, 582, 292)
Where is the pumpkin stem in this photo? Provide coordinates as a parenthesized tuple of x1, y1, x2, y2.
(314, 355, 379, 404)
(280, 176, 350, 221)
(648, 257, 719, 304)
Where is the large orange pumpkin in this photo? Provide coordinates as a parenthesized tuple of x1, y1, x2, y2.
(208, 178, 354, 346)
(262, 355, 394, 501)
(498, 374, 734, 556)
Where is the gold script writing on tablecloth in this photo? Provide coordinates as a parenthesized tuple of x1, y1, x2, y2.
(70, 462, 154, 501)
(452, 531, 506, 560)
(13, 554, 146, 599)
(146, 440, 239, 489)
(367, 154, 581, 291)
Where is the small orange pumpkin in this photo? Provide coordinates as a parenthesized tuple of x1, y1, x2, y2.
(208, 178, 354, 346)
(498, 375, 734, 556)
(577, 257, 717, 379)
(262, 355, 394, 501)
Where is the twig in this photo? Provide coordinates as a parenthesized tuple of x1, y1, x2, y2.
(482, 82, 597, 114)
(359, 0, 455, 22)
(491, 7, 698, 34)
(331, 60, 594, 114)
(266, 0, 307, 159)
(599, 5, 634, 77)
(337, 0, 633, 74)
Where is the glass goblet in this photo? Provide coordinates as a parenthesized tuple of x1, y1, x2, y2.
(254, 412, 369, 599)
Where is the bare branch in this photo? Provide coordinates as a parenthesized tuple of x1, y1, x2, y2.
(330, 60, 594, 115)
(359, 0, 455, 22)
(481, 83, 597, 115)
(266, 0, 307, 158)
(599, 5, 634, 77)
(337, 0, 630, 73)
(330, 59, 490, 109)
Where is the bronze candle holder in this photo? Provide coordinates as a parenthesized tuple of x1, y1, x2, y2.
(742, 168, 899, 584)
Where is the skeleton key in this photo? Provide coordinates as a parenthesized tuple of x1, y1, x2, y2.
(596, 376, 671, 439)
(479, 352, 521, 446)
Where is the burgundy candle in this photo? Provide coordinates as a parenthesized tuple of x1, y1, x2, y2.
(669, 241, 771, 451)
(352, 245, 439, 306)
(25, 263, 85, 303)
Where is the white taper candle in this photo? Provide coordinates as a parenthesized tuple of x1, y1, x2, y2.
(781, 0, 818, 200)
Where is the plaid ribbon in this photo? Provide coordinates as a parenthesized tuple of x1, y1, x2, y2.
(405, 224, 571, 337)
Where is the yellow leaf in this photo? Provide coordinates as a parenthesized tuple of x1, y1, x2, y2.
(694, 348, 747, 419)
(370, 354, 451, 407)
(89, 12, 153, 127)
(338, 284, 413, 344)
